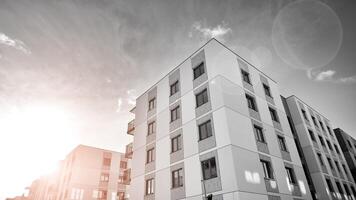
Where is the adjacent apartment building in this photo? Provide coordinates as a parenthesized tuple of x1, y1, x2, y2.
(28, 145, 130, 200)
(127, 38, 313, 200)
(283, 96, 356, 200)
(334, 128, 356, 182)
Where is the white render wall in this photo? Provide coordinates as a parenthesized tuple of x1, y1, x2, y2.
(129, 39, 312, 200)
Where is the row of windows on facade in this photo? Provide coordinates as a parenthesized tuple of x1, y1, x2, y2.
(245, 93, 280, 123)
(99, 172, 129, 185)
(308, 129, 342, 155)
(101, 157, 128, 169)
(148, 61, 274, 113)
(69, 188, 125, 200)
(325, 178, 356, 199)
(316, 151, 351, 179)
(144, 157, 298, 196)
(301, 108, 334, 138)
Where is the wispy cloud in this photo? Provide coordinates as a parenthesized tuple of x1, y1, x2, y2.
(191, 21, 232, 41)
(0, 33, 31, 54)
(307, 69, 356, 84)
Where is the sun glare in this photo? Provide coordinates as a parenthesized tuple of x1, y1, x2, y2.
(0, 104, 78, 195)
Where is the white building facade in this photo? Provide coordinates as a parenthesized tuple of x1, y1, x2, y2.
(128, 39, 312, 200)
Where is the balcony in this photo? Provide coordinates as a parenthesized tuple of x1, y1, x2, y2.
(127, 119, 135, 135)
(125, 143, 133, 159)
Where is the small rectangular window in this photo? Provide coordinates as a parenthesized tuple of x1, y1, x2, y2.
(278, 136, 288, 152)
(269, 107, 279, 122)
(336, 182, 343, 195)
(148, 98, 156, 111)
(342, 164, 348, 176)
(100, 173, 109, 182)
(319, 136, 325, 147)
(285, 167, 296, 184)
(170, 106, 180, 122)
(241, 69, 251, 84)
(145, 178, 154, 195)
(171, 135, 182, 153)
(327, 126, 333, 136)
(311, 116, 318, 127)
(327, 157, 334, 170)
(260, 159, 274, 179)
(193, 62, 205, 79)
(334, 144, 340, 154)
(170, 81, 179, 96)
(103, 158, 111, 166)
(201, 157, 217, 180)
(198, 120, 212, 141)
(254, 125, 265, 143)
(319, 120, 325, 131)
(147, 121, 156, 135)
(351, 186, 356, 198)
(309, 130, 316, 141)
(246, 94, 258, 111)
(326, 178, 334, 193)
(146, 148, 154, 163)
(263, 84, 272, 97)
(196, 89, 208, 107)
(344, 184, 351, 197)
(172, 168, 184, 188)
(317, 153, 324, 166)
(326, 140, 332, 151)
(301, 109, 309, 122)
(334, 160, 340, 172)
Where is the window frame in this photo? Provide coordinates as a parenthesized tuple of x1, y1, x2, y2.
(285, 167, 296, 184)
(260, 159, 274, 179)
(148, 98, 156, 111)
(147, 121, 156, 135)
(269, 107, 279, 122)
(245, 94, 258, 111)
(263, 84, 272, 97)
(254, 125, 265, 143)
(201, 157, 218, 180)
(241, 69, 251, 84)
(170, 106, 180, 122)
(193, 62, 205, 80)
(172, 168, 184, 188)
(171, 134, 182, 153)
(196, 89, 208, 108)
(146, 148, 154, 164)
(198, 120, 213, 141)
(278, 135, 288, 152)
(145, 178, 155, 195)
(170, 80, 179, 96)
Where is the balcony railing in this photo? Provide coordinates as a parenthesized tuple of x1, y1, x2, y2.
(125, 143, 133, 159)
(127, 119, 135, 135)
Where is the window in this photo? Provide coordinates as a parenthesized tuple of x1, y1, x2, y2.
(336, 182, 343, 195)
(120, 161, 127, 169)
(198, 120, 212, 141)
(351, 186, 356, 198)
(170, 81, 179, 96)
(342, 164, 349, 176)
(118, 175, 124, 183)
(260, 159, 274, 179)
(334, 144, 340, 154)
(148, 98, 156, 111)
(145, 178, 154, 195)
(117, 192, 125, 200)
(326, 178, 334, 193)
(334, 160, 341, 172)
(319, 120, 325, 131)
(301, 109, 309, 122)
(309, 130, 316, 142)
(241, 69, 251, 84)
(246, 94, 257, 111)
(285, 167, 296, 184)
(344, 184, 351, 198)
(317, 153, 324, 166)
(171, 135, 182, 153)
(327, 157, 334, 170)
(170, 106, 180, 122)
(263, 84, 272, 97)
(278, 136, 288, 152)
(311, 116, 318, 127)
(327, 126, 332, 136)
(193, 62, 205, 79)
(103, 158, 111, 166)
(318, 136, 325, 147)
(147, 121, 156, 135)
(201, 157, 217, 180)
(92, 190, 107, 199)
(326, 140, 333, 151)
(70, 188, 84, 200)
(269, 107, 279, 122)
(100, 173, 109, 182)
(196, 89, 208, 107)
(146, 148, 154, 163)
(172, 168, 184, 188)
(347, 140, 352, 148)
(254, 125, 265, 143)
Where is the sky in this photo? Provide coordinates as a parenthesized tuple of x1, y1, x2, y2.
(0, 0, 356, 198)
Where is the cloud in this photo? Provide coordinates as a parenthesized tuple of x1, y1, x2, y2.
(307, 69, 356, 84)
(0, 33, 31, 54)
(191, 21, 232, 41)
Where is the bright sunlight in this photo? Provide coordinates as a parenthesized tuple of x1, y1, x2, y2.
(0, 104, 78, 196)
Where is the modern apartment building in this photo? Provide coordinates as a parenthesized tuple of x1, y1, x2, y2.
(127, 38, 312, 200)
(283, 96, 356, 200)
(334, 128, 356, 182)
(28, 145, 130, 200)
